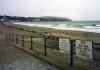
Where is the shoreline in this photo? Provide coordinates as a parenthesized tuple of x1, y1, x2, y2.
(2, 22, 100, 43)
(0, 22, 95, 70)
(14, 22, 100, 33)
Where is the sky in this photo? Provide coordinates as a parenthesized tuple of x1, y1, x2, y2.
(0, 0, 100, 21)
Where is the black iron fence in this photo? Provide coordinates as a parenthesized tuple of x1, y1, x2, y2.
(5, 32, 74, 66)
(5, 32, 100, 69)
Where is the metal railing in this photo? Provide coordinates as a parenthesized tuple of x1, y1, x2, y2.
(5, 32, 99, 68)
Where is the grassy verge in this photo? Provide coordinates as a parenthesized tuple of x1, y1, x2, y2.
(0, 22, 94, 70)
(11, 42, 94, 70)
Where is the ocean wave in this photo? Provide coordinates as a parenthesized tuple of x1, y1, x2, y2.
(83, 25, 100, 29)
(14, 22, 100, 33)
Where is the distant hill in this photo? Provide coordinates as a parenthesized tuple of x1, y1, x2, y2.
(0, 15, 72, 22)
(39, 16, 72, 21)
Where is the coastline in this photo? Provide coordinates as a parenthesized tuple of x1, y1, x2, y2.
(0, 22, 95, 70)
(13, 21, 100, 33)
(2, 22, 100, 43)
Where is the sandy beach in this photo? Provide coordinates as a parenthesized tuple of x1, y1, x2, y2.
(3, 22, 100, 43)
(0, 22, 96, 70)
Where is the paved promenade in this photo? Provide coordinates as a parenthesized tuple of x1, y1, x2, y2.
(0, 34, 59, 70)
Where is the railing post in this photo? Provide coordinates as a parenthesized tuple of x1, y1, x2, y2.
(30, 36, 33, 50)
(92, 41, 95, 64)
(22, 35, 24, 47)
(16, 34, 18, 44)
(7, 33, 9, 41)
(13, 34, 15, 42)
(11, 33, 13, 42)
(10, 33, 13, 42)
(13, 34, 15, 43)
(5, 33, 8, 41)
(11, 33, 14, 42)
(44, 38, 47, 56)
(9, 33, 10, 41)
(70, 40, 74, 66)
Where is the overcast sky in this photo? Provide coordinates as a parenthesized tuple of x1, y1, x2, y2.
(0, 0, 100, 21)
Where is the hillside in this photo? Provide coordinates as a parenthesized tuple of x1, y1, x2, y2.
(0, 15, 72, 22)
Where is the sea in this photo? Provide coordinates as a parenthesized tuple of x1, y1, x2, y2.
(14, 21, 100, 33)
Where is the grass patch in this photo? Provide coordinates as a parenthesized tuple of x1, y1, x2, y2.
(0, 23, 94, 70)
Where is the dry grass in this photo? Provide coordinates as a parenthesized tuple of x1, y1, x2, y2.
(0, 22, 95, 70)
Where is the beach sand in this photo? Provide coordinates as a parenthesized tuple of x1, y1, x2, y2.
(0, 22, 96, 70)
(3, 22, 100, 43)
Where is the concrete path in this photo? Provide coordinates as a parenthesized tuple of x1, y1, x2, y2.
(0, 34, 59, 70)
